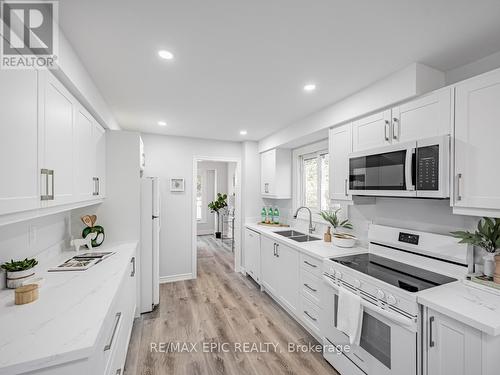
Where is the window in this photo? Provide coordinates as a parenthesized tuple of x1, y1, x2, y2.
(196, 174, 203, 221)
(300, 150, 329, 211)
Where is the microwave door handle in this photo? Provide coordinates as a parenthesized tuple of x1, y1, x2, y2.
(405, 148, 415, 191)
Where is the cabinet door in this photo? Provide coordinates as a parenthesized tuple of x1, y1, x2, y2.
(392, 88, 451, 143)
(427, 309, 482, 375)
(0, 70, 39, 215)
(39, 72, 75, 206)
(329, 124, 352, 201)
(244, 229, 260, 282)
(261, 149, 276, 196)
(276, 243, 299, 314)
(260, 236, 279, 296)
(454, 69, 500, 209)
(94, 123, 106, 197)
(75, 106, 95, 201)
(352, 109, 391, 152)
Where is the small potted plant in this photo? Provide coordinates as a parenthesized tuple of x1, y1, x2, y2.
(451, 217, 500, 280)
(1, 258, 38, 289)
(319, 208, 356, 248)
(208, 193, 228, 239)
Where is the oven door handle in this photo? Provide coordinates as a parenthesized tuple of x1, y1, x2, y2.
(405, 147, 416, 191)
(322, 275, 417, 330)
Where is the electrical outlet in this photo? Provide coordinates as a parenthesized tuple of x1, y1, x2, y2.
(28, 225, 37, 247)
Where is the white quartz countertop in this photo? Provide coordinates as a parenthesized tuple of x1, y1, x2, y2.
(245, 223, 367, 260)
(0, 241, 137, 375)
(417, 280, 500, 336)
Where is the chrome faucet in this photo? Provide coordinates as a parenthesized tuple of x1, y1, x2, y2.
(293, 206, 316, 234)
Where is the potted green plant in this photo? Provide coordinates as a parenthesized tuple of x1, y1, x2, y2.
(1, 258, 38, 289)
(319, 208, 356, 248)
(451, 217, 500, 279)
(208, 193, 228, 239)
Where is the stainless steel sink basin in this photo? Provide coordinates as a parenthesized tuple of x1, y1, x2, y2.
(290, 235, 321, 243)
(275, 230, 305, 238)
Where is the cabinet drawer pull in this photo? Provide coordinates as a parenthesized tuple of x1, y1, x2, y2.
(304, 283, 317, 292)
(457, 173, 463, 201)
(303, 260, 317, 268)
(429, 316, 435, 348)
(104, 312, 122, 351)
(93, 177, 99, 196)
(304, 310, 317, 322)
(273, 243, 276, 257)
(131, 257, 136, 277)
(264, 183, 269, 194)
(40, 169, 54, 201)
(275, 243, 279, 257)
(392, 117, 399, 140)
(116, 369, 122, 375)
(384, 120, 390, 141)
(344, 178, 348, 196)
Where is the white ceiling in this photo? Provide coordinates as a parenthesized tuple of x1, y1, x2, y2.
(60, 0, 500, 141)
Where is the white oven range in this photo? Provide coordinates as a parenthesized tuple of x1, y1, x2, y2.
(320, 224, 469, 375)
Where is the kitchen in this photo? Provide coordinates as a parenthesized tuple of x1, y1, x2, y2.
(1, 1, 500, 375)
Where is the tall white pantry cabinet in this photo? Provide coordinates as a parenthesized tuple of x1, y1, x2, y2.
(0, 69, 106, 218)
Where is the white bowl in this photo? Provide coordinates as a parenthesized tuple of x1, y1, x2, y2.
(332, 234, 356, 248)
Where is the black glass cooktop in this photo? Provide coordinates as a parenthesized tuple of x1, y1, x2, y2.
(330, 253, 456, 292)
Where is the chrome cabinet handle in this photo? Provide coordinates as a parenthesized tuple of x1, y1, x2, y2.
(41, 169, 49, 200)
(303, 260, 317, 268)
(429, 316, 435, 347)
(304, 283, 317, 292)
(275, 243, 279, 257)
(273, 243, 276, 256)
(116, 369, 122, 375)
(457, 173, 463, 201)
(384, 120, 390, 141)
(93, 177, 99, 196)
(97, 177, 100, 195)
(264, 183, 269, 194)
(344, 178, 348, 196)
(104, 312, 122, 351)
(392, 117, 399, 140)
(304, 310, 317, 322)
(130, 257, 136, 277)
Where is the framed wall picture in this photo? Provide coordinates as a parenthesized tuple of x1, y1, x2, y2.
(170, 178, 185, 192)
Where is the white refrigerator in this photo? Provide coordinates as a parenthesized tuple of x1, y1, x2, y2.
(140, 177, 160, 313)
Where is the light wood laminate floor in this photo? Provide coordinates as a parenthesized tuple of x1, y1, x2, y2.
(124, 235, 338, 375)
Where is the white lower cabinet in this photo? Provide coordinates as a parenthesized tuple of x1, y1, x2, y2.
(261, 236, 299, 314)
(425, 308, 483, 375)
(244, 228, 261, 283)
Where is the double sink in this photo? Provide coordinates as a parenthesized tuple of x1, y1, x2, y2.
(275, 230, 320, 243)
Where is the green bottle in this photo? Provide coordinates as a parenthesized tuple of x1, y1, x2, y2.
(273, 207, 280, 224)
(261, 207, 267, 223)
(267, 207, 274, 224)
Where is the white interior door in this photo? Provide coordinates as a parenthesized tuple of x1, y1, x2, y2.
(0, 70, 39, 215)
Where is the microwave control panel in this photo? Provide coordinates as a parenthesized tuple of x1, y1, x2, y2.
(416, 145, 439, 191)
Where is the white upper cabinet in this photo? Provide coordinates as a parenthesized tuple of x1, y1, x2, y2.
(94, 123, 106, 197)
(352, 109, 392, 152)
(392, 88, 452, 143)
(39, 71, 75, 206)
(260, 148, 291, 199)
(454, 68, 500, 214)
(75, 106, 95, 201)
(0, 70, 39, 215)
(329, 123, 352, 201)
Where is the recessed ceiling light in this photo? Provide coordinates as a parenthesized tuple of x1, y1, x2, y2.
(303, 83, 316, 92)
(158, 121, 167, 126)
(158, 50, 174, 60)
(240, 130, 247, 135)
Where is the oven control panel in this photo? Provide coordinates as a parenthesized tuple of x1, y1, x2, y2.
(398, 232, 419, 245)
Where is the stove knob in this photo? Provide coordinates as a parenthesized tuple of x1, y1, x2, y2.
(353, 279, 361, 288)
(335, 271, 342, 280)
(387, 294, 397, 305)
(377, 289, 385, 300)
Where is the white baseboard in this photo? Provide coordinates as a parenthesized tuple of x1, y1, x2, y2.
(159, 273, 194, 283)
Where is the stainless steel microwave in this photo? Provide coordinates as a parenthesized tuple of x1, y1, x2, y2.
(348, 135, 450, 198)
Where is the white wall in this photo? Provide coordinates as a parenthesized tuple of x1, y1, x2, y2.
(0, 212, 70, 289)
(241, 142, 265, 223)
(446, 50, 500, 85)
(196, 161, 228, 235)
(141, 134, 241, 280)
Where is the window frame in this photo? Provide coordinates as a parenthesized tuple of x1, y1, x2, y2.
(292, 140, 330, 221)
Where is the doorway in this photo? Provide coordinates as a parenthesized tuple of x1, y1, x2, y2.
(192, 157, 241, 276)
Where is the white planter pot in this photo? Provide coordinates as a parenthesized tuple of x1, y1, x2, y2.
(483, 253, 496, 278)
(6, 268, 36, 289)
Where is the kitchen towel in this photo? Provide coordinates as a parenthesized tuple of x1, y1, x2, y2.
(337, 288, 363, 345)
